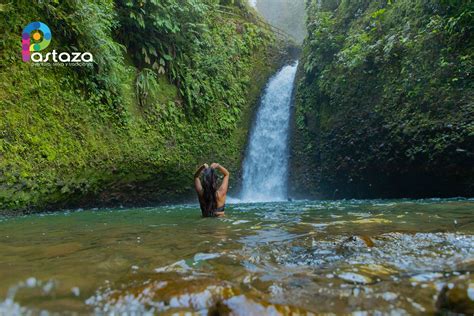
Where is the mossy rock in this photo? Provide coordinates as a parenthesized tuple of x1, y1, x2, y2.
(436, 276, 474, 314)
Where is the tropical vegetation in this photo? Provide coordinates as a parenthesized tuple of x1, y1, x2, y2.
(291, 0, 473, 198)
(0, 0, 286, 213)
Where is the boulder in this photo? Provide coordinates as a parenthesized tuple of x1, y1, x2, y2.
(436, 275, 474, 314)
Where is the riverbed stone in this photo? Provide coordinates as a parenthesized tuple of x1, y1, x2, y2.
(43, 242, 82, 258)
(436, 275, 474, 314)
(338, 272, 373, 285)
(352, 218, 391, 225)
(357, 264, 397, 279)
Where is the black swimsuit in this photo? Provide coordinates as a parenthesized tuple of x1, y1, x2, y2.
(199, 202, 225, 217)
(208, 205, 225, 217)
(214, 205, 225, 213)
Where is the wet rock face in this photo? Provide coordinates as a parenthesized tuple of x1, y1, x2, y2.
(289, 0, 474, 199)
(436, 276, 474, 314)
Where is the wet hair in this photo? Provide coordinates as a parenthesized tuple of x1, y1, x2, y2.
(201, 168, 218, 216)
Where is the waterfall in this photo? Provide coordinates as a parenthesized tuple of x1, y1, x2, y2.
(240, 62, 298, 202)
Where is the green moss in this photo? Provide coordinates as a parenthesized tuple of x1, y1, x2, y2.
(290, 0, 474, 199)
(0, 0, 284, 214)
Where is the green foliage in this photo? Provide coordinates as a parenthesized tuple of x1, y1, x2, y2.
(291, 0, 474, 198)
(0, 0, 279, 213)
(135, 68, 159, 107)
(115, 0, 209, 74)
(114, 0, 273, 117)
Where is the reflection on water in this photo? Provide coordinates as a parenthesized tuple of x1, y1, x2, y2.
(0, 199, 473, 314)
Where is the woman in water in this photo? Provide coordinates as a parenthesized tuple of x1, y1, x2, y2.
(194, 163, 230, 217)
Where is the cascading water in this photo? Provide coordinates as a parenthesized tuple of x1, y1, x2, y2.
(240, 62, 298, 202)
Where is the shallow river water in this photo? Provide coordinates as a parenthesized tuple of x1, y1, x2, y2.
(0, 199, 473, 315)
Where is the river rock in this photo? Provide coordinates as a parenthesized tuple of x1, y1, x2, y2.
(410, 272, 444, 283)
(338, 272, 373, 285)
(43, 242, 82, 258)
(357, 264, 397, 278)
(352, 218, 391, 225)
(459, 258, 474, 271)
(359, 235, 375, 247)
(436, 275, 474, 314)
(337, 235, 376, 254)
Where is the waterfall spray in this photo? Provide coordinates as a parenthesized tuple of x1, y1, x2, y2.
(241, 62, 298, 202)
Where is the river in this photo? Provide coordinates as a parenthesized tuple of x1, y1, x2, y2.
(2, 62, 473, 315)
(0, 199, 473, 314)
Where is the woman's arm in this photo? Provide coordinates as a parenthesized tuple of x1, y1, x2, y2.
(194, 163, 208, 194)
(211, 163, 230, 195)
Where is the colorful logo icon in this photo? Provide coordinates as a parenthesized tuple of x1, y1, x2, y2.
(22, 22, 51, 62)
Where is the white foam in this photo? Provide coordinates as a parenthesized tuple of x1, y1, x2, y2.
(241, 63, 298, 202)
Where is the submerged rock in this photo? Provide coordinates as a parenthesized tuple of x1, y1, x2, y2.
(336, 235, 376, 254)
(352, 218, 391, 225)
(409, 272, 444, 284)
(357, 264, 397, 279)
(43, 242, 82, 258)
(359, 235, 375, 247)
(337, 272, 373, 285)
(436, 276, 474, 314)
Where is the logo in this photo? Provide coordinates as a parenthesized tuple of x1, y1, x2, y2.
(22, 22, 51, 62)
(21, 21, 93, 65)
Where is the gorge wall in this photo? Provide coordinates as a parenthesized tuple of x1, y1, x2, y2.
(0, 0, 290, 214)
(290, 0, 473, 199)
